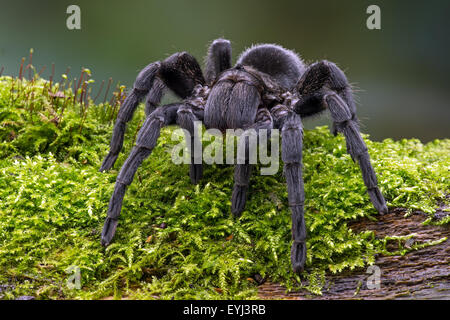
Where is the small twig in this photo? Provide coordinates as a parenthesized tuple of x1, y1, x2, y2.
(26, 49, 34, 80)
(37, 65, 46, 77)
(103, 77, 112, 104)
(79, 81, 85, 104)
(79, 86, 90, 133)
(29, 92, 35, 123)
(18, 57, 25, 80)
(58, 95, 70, 125)
(72, 78, 77, 100)
(109, 84, 122, 122)
(93, 79, 105, 103)
(73, 69, 85, 104)
(76, 70, 84, 92)
(47, 63, 57, 107)
(49, 63, 55, 87)
(58, 66, 71, 89)
(85, 87, 90, 110)
(9, 78, 15, 104)
(109, 83, 119, 105)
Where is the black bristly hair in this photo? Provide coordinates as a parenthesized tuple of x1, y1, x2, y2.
(99, 39, 388, 274)
(204, 38, 232, 85)
(236, 43, 306, 91)
(159, 52, 205, 99)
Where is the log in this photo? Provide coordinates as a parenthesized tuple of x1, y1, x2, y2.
(258, 206, 450, 300)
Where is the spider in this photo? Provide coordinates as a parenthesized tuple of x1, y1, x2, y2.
(99, 39, 388, 273)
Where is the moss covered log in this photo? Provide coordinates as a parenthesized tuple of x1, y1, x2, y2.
(0, 75, 448, 299)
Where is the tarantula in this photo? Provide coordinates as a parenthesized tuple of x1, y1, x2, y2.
(99, 39, 388, 273)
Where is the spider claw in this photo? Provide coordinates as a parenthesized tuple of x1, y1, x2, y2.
(189, 164, 203, 185)
(99, 152, 118, 172)
(291, 241, 307, 274)
(231, 185, 248, 218)
(367, 188, 388, 215)
(101, 217, 118, 247)
(379, 204, 388, 215)
(331, 123, 338, 136)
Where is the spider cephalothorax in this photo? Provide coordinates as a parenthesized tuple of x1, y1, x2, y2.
(99, 39, 388, 273)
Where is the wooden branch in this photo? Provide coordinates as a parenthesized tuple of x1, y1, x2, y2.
(258, 207, 450, 300)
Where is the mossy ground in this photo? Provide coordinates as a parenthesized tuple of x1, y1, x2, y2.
(0, 75, 448, 299)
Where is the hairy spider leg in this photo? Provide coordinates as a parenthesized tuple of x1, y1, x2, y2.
(101, 104, 180, 246)
(100, 62, 161, 172)
(271, 105, 307, 273)
(295, 60, 388, 214)
(326, 93, 388, 214)
(231, 108, 273, 217)
(205, 38, 232, 85)
(294, 60, 357, 132)
(176, 104, 205, 184)
(144, 77, 166, 116)
(100, 52, 205, 172)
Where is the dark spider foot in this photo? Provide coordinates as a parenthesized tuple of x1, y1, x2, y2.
(331, 124, 338, 136)
(101, 217, 118, 247)
(99, 152, 119, 172)
(368, 188, 388, 215)
(231, 185, 248, 218)
(189, 164, 203, 184)
(291, 241, 307, 273)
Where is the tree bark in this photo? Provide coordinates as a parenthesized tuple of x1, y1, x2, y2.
(258, 206, 450, 300)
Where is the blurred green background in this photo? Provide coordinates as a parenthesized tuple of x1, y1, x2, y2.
(0, 0, 449, 142)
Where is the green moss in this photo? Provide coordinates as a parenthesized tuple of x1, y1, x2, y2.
(0, 76, 448, 299)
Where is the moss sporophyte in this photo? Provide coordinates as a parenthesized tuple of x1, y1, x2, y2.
(0, 74, 448, 299)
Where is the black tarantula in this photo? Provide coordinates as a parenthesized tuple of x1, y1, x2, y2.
(99, 39, 388, 273)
